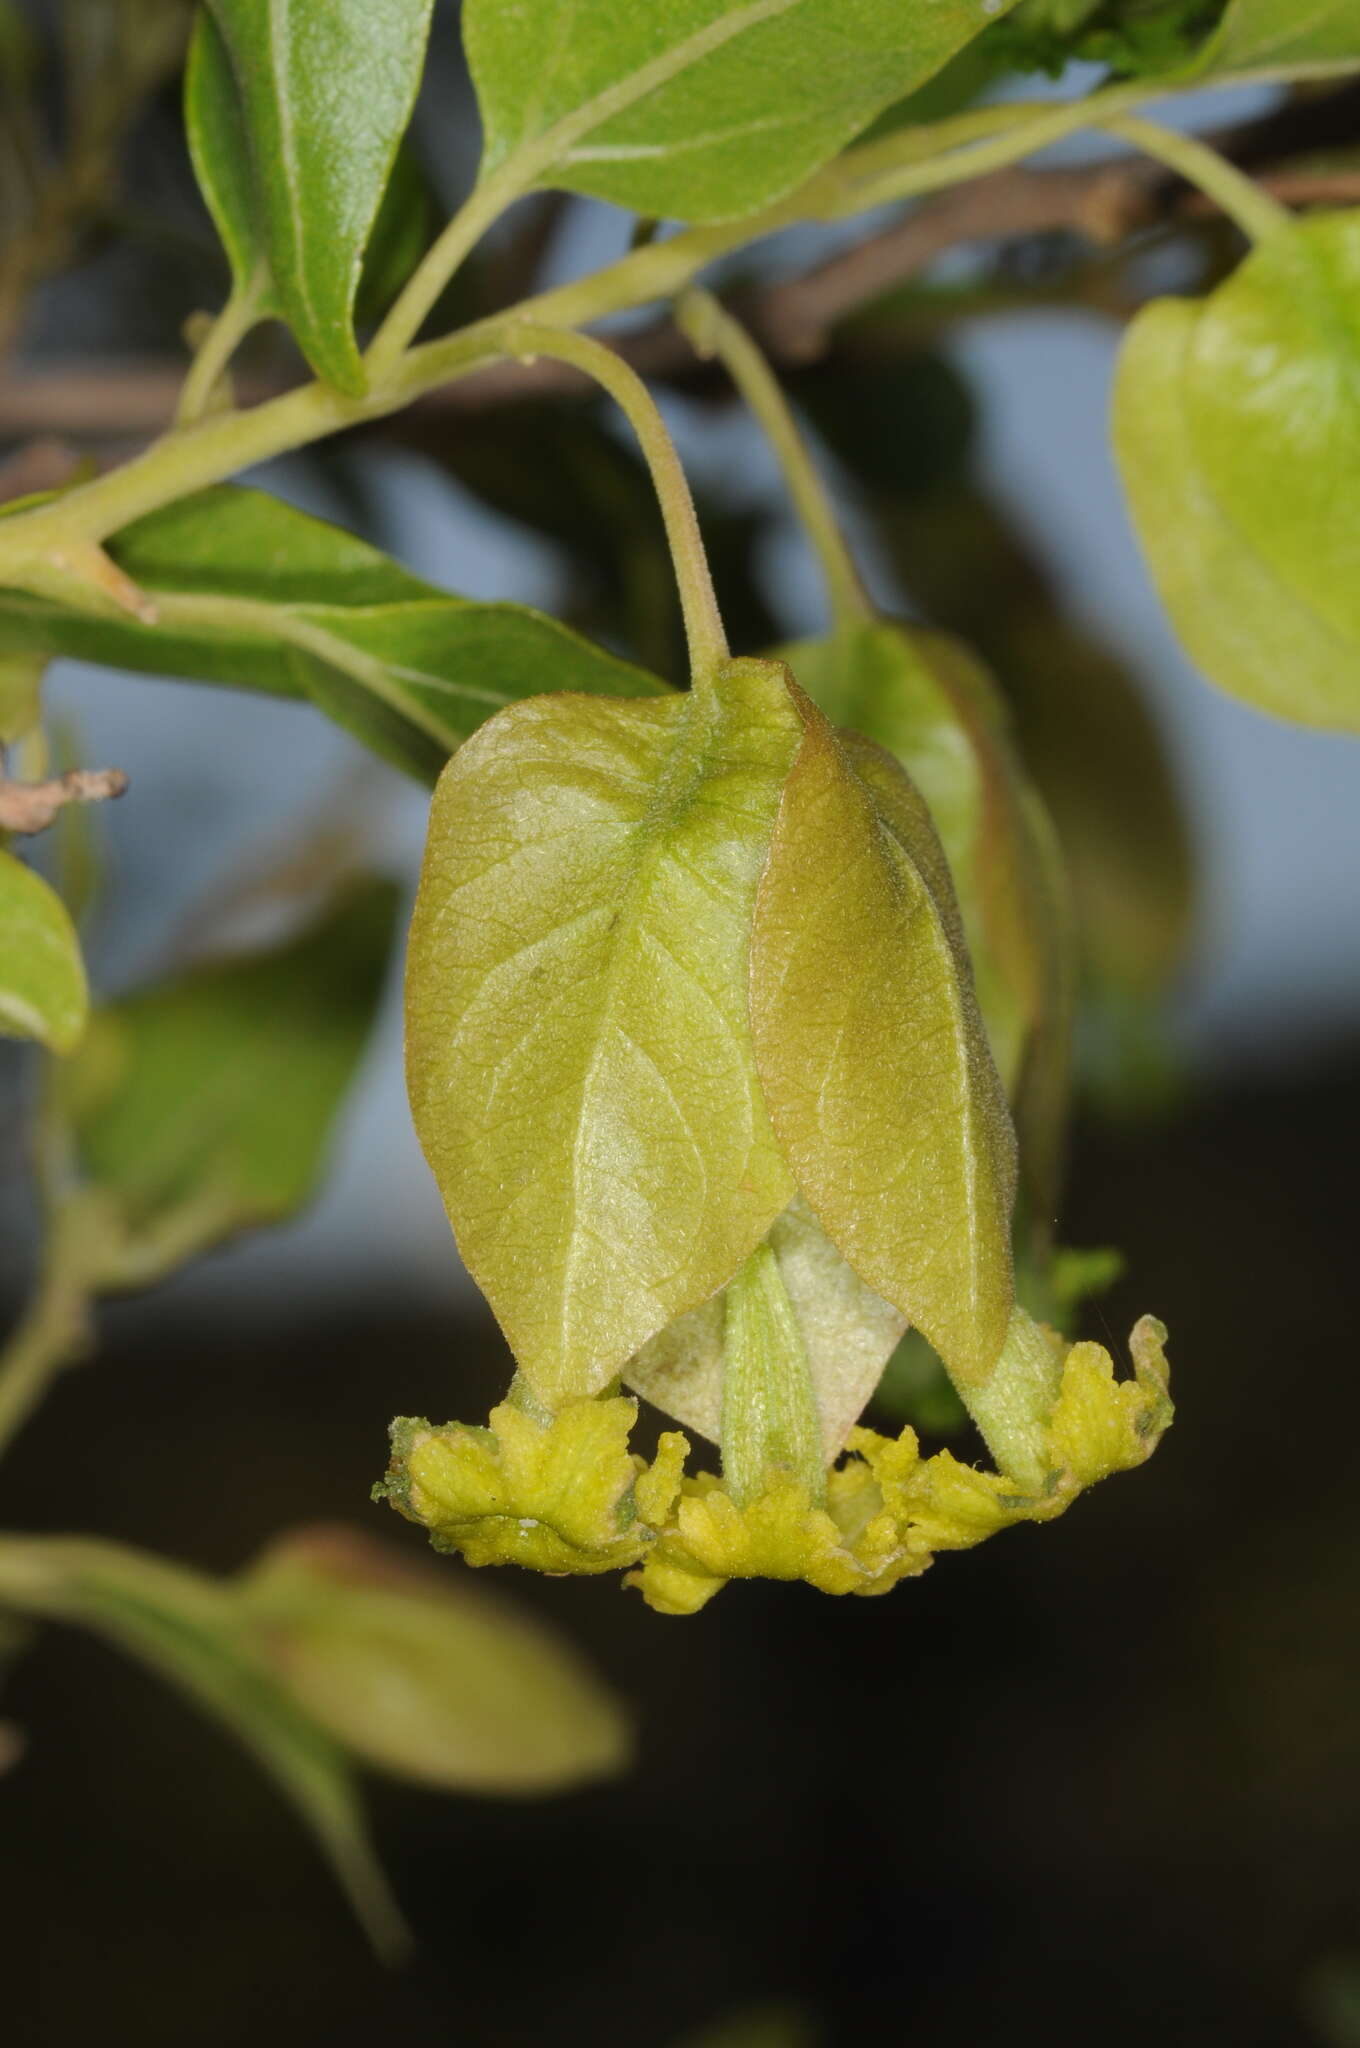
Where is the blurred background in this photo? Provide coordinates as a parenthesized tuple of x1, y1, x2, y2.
(1, 4, 1359, 2044)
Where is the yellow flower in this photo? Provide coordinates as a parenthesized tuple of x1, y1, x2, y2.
(381, 1316, 1171, 1613)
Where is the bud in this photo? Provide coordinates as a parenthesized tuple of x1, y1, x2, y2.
(239, 1524, 631, 1793)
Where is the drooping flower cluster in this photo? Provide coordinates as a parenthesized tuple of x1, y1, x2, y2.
(389, 636, 1171, 1611)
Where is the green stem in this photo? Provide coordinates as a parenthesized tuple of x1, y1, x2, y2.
(502, 321, 728, 685)
(365, 163, 524, 382)
(676, 287, 871, 634)
(176, 272, 268, 428)
(1100, 113, 1295, 243)
(720, 1245, 825, 1508)
(0, 1195, 108, 1462)
(0, 69, 1317, 599)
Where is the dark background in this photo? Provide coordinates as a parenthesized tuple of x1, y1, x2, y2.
(4, 1052, 1358, 2048)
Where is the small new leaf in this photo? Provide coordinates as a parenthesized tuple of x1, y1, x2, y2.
(239, 1525, 629, 1794)
(464, 0, 1020, 224)
(1114, 212, 1360, 732)
(750, 697, 1017, 1388)
(405, 661, 802, 1406)
(201, 0, 434, 392)
(0, 849, 87, 1054)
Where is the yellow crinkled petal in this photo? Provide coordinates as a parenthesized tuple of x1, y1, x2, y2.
(381, 1321, 1171, 1609)
(1045, 1314, 1172, 1485)
(378, 1398, 688, 1576)
(631, 1319, 1172, 1612)
(629, 1466, 932, 1616)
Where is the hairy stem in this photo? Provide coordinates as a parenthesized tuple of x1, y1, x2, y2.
(502, 321, 728, 684)
(676, 287, 871, 634)
(1100, 113, 1295, 243)
(176, 273, 268, 429)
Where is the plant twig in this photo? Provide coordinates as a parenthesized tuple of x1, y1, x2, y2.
(0, 765, 127, 834)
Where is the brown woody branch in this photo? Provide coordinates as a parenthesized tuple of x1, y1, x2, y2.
(0, 150, 1354, 458)
(0, 766, 128, 835)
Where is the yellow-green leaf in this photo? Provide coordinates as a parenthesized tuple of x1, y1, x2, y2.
(405, 661, 802, 1406)
(0, 849, 87, 1054)
(1113, 213, 1360, 732)
(238, 1526, 629, 1794)
(464, 0, 1018, 224)
(750, 698, 1016, 1388)
(785, 619, 1074, 1138)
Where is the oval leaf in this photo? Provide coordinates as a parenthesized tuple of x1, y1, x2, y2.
(1113, 213, 1360, 732)
(239, 1526, 629, 1793)
(0, 486, 662, 777)
(626, 1195, 906, 1458)
(464, 0, 1018, 224)
(750, 696, 1016, 1388)
(405, 660, 803, 1405)
(203, 0, 434, 392)
(0, 848, 87, 1054)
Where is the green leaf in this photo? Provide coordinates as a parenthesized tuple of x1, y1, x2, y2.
(1193, 0, 1360, 77)
(0, 1534, 406, 1957)
(627, 1195, 906, 1457)
(405, 660, 803, 1407)
(56, 879, 397, 1276)
(0, 486, 663, 779)
(199, 0, 435, 391)
(464, 0, 1019, 224)
(185, 9, 276, 321)
(238, 1525, 630, 1793)
(0, 849, 87, 1054)
(750, 698, 1016, 1389)
(187, 13, 437, 342)
(1113, 213, 1360, 733)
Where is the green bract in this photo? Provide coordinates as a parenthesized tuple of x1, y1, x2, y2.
(463, 0, 1020, 222)
(785, 621, 1074, 1225)
(405, 660, 802, 1405)
(749, 691, 1015, 1390)
(194, 0, 435, 391)
(0, 486, 662, 781)
(0, 849, 87, 1054)
(1114, 210, 1360, 733)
